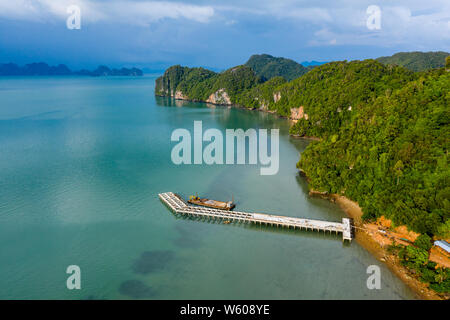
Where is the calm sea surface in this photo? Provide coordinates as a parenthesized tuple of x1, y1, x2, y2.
(0, 76, 416, 299)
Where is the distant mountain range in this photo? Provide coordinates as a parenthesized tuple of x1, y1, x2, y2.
(376, 51, 449, 72)
(0, 62, 143, 76)
(300, 61, 328, 67)
(155, 51, 450, 103)
(237, 51, 449, 82)
(244, 51, 450, 80)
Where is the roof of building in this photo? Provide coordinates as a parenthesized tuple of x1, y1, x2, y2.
(434, 240, 450, 253)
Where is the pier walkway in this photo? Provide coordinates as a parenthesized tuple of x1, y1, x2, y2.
(159, 192, 353, 242)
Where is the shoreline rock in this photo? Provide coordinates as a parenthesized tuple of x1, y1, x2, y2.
(206, 89, 232, 105)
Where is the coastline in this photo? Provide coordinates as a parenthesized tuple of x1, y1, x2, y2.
(158, 93, 447, 300)
(156, 94, 293, 119)
(309, 190, 446, 300)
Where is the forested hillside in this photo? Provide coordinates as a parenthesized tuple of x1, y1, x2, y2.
(275, 60, 416, 131)
(298, 68, 449, 236)
(244, 54, 309, 81)
(376, 51, 449, 72)
(155, 64, 262, 103)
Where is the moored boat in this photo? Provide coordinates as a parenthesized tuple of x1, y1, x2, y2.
(188, 194, 235, 211)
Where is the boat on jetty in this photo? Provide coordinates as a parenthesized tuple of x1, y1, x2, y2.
(188, 194, 235, 211)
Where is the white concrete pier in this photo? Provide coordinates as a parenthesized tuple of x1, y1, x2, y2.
(159, 192, 353, 242)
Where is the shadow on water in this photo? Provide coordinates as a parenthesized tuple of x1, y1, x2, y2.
(82, 295, 107, 300)
(118, 280, 158, 299)
(295, 171, 311, 195)
(132, 250, 175, 275)
(155, 96, 206, 109)
(120, 249, 176, 299)
(295, 172, 344, 216)
(288, 135, 313, 153)
(173, 223, 204, 249)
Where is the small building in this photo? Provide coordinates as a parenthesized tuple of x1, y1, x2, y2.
(434, 240, 450, 254)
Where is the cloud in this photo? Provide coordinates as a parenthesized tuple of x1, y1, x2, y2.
(0, 0, 215, 25)
(213, 0, 450, 48)
(0, 0, 448, 66)
(304, 4, 450, 48)
(215, 0, 450, 50)
(216, 3, 332, 23)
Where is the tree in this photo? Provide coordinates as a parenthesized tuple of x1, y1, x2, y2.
(393, 160, 404, 185)
(414, 234, 432, 251)
(405, 246, 428, 266)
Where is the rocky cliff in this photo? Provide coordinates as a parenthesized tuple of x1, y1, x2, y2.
(206, 89, 232, 105)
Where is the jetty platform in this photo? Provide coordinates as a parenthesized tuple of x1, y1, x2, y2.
(159, 192, 353, 242)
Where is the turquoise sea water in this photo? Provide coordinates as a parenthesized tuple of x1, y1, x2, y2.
(0, 76, 416, 299)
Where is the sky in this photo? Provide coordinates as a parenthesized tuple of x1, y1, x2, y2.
(0, 0, 449, 70)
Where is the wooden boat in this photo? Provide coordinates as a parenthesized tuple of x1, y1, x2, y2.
(188, 194, 235, 211)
